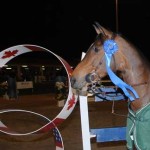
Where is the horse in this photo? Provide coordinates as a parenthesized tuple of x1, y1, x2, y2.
(71, 22, 150, 150)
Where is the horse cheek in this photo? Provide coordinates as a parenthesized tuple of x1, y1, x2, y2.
(97, 64, 107, 78)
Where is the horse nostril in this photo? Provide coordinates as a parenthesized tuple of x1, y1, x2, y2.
(70, 77, 76, 87)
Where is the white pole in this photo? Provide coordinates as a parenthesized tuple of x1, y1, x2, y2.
(81, 52, 86, 60)
(79, 95, 91, 150)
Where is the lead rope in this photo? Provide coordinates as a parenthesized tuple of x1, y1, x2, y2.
(110, 53, 127, 117)
(111, 100, 136, 125)
(111, 100, 128, 117)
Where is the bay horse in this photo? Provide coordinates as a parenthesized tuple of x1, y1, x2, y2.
(71, 22, 150, 150)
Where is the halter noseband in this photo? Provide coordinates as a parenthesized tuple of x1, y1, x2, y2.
(85, 72, 100, 83)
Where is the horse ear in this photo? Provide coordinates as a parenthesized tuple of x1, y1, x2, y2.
(93, 22, 108, 37)
(93, 24, 101, 34)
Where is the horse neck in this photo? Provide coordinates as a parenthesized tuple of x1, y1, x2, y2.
(117, 37, 150, 111)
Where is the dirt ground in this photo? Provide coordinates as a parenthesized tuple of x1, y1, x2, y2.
(0, 93, 128, 150)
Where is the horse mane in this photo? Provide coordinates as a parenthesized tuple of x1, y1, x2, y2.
(118, 33, 150, 67)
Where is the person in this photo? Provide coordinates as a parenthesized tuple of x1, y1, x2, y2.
(55, 70, 67, 101)
(6, 69, 18, 100)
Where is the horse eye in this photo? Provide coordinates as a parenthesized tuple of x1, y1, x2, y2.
(93, 46, 99, 52)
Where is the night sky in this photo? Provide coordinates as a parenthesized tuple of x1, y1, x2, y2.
(0, 0, 150, 65)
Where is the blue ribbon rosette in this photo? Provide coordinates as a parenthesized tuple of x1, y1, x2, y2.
(103, 39, 139, 101)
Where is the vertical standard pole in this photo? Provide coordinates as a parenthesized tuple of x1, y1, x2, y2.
(79, 95, 91, 150)
(115, 0, 119, 33)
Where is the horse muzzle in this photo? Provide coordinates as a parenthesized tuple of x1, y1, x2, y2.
(71, 72, 99, 90)
(70, 76, 87, 90)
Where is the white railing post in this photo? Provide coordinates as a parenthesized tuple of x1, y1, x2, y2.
(79, 95, 91, 150)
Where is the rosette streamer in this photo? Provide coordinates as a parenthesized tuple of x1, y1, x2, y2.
(103, 39, 139, 101)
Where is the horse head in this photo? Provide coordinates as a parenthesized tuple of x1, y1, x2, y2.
(71, 22, 126, 91)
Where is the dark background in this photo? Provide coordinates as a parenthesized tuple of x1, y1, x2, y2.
(0, 0, 149, 65)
